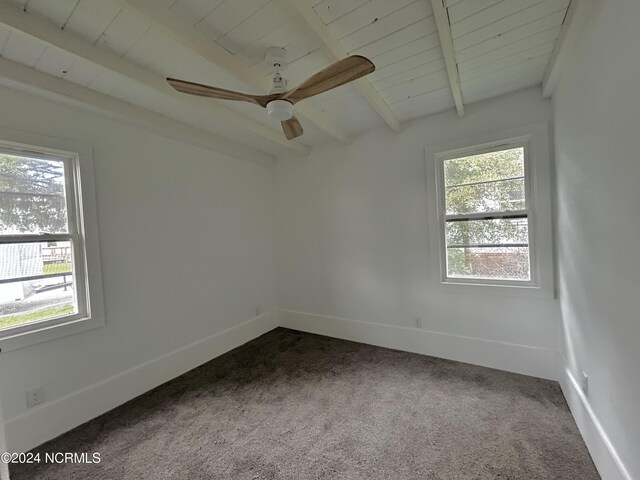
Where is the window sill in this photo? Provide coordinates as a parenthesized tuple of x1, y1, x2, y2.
(0, 315, 104, 353)
(437, 279, 555, 300)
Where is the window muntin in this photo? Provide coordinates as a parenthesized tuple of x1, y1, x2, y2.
(0, 146, 88, 334)
(438, 144, 534, 284)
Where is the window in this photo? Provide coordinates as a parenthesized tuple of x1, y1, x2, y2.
(0, 133, 103, 351)
(436, 140, 535, 286)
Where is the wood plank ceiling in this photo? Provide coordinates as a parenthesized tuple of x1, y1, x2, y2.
(0, 0, 571, 159)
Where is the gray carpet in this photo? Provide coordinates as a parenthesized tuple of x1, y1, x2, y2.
(11, 328, 599, 479)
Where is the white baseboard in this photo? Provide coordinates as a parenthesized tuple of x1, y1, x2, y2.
(8, 308, 631, 480)
(280, 310, 558, 381)
(559, 364, 633, 480)
(4, 310, 280, 454)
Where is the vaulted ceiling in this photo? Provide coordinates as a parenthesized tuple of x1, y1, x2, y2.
(0, 0, 572, 160)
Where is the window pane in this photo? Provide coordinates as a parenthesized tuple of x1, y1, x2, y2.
(445, 177, 525, 215)
(444, 147, 524, 187)
(0, 241, 76, 330)
(0, 153, 69, 235)
(446, 246, 530, 281)
(445, 218, 529, 247)
(444, 146, 525, 215)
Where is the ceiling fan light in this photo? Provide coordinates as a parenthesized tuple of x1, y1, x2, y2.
(266, 100, 293, 121)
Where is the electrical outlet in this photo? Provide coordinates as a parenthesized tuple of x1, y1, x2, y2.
(414, 316, 423, 329)
(255, 307, 261, 317)
(581, 371, 588, 395)
(26, 387, 44, 408)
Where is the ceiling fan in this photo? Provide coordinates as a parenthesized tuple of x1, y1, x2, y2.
(166, 47, 375, 140)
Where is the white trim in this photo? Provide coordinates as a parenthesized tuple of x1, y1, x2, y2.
(0, 128, 105, 352)
(435, 138, 537, 287)
(559, 361, 634, 480)
(280, 310, 558, 381)
(430, 0, 465, 117)
(3, 309, 280, 453)
(425, 122, 556, 299)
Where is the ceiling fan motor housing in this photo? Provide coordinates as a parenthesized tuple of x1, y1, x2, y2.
(266, 99, 294, 121)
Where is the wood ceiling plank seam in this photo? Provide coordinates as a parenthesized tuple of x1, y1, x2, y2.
(122, 26, 177, 69)
(33, 45, 77, 78)
(24, 0, 80, 28)
(462, 64, 546, 93)
(459, 39, 556, 79)
(372, 37, 442, 70)
(2, 30, 47, 67)
(168, 0, 224, 26)
(96, 7, 154, 58)
(340, 1, 432, 52)
(464, 75, 543, 104)
(388, 85, 452, 109)
(455, 9, 567, 62)
(330, 0, 416, 41)
(356, 18, 430, 58)
(394, 98, 454, 120)
(378, 68, 450, 96)
(0, 30, 12, 56)
(93, 6, 122, 47)
(379, 72, 451, 104)
(448, 0, 503, 25)
(370, 51, 446, 83)
(62, 0, 124, 44)
(373, 58, 446, 90)
(453, 0, 570, 50)
(196, 0, 271, 39)
(451, 0, 549, 39)
(217, 0, 295, 55)
(312, 0, 369, 25)
(460, 49, 552, 83)
(458, 25, 562, 73)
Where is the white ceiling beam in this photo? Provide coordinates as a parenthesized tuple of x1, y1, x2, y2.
(542, 0, 596, 98)
(283, 0, 401, 133)
(0, 58, 274, 166)
(430, 0, 464, 117)
(121, 0, 351, 145)
(0, 2, 309, 156)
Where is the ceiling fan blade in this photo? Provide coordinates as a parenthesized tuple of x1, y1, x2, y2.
(280, 55, 375, 103)
(167, 78, 276, 107)
(281, 116, 304, 140)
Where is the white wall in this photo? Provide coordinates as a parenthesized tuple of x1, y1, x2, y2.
(275, 88, 561, 379)
(552, 1, 640, 478)
(0, 84, 278, 452)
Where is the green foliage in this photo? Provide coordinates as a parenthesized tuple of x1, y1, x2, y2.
(0, 304, 74, 330)
(443, 147, 529, 280)
(0, 154, 67, 234)
(43, 262, 72, 275)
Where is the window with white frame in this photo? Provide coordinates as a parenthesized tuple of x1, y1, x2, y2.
(436, 140, 535, 286)
(0, 143, 91, 339)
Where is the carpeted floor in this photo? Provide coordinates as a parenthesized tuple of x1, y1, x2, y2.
(11, 328, 599, 479)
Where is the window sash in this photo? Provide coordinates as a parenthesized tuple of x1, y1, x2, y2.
(0, 147, 89, 336)
(436, 139, 536, 286)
